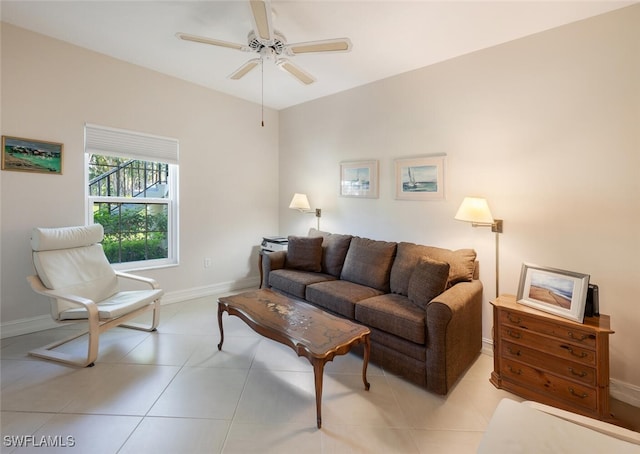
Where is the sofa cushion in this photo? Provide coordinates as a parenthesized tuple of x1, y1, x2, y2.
(309, 228, 353, 277)
(306, 280, 384, 319)
(407, 257, 450, 308)
(340, 237, 397, 292)
(285, 236, 323, 272)
(390, 242, 476, 294)
(268, 269, 336, 299)
(355, 294, 426, 345)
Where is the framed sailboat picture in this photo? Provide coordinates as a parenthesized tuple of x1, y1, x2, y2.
(340, 160, 379, 198)
(395, 156, 445, 200)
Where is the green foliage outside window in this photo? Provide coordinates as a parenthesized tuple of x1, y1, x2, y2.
(93, 203, 168, 263)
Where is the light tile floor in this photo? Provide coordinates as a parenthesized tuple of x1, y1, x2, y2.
(1, 293, 636, 453)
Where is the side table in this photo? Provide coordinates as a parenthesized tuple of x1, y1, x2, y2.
(490, 294, 615, 422)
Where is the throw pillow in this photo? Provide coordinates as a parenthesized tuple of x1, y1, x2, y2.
(340, 237, 397, 292)
(407, 257, 450, 309)
(285, 236, 323, 272)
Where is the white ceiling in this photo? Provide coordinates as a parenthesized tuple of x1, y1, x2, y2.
(0, 1, 633, 110)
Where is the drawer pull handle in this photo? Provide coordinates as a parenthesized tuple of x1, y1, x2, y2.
(507, 347, 521, 356)
(507, 330, 521, 339)
(568, 331, 587, 341)
(507, 314, 522, 324)
(569, 387, 588, 399)
(507, 365, 522, 375)
(568, 368, 587, 378)
(567, 347, 588, 359)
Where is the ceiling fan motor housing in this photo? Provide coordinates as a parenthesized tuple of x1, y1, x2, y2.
(248, 31, 287, 56)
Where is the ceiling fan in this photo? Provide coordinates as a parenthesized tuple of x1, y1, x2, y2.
(176, 0, 352, 85)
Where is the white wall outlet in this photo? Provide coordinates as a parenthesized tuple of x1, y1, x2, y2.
(204, 258, 212, 268)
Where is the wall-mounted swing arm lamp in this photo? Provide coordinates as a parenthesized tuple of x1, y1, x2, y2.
(455, 197, 503, 297)
(289, 193, 322, 230)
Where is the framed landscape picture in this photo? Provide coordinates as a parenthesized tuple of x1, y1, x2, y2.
(517, 263, 590, 323)
(340, 160, 379, 198)
(395, 156, 445, 200)
(2, 136, 63, 174)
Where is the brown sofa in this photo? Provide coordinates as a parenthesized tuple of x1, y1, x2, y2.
(261, 228, 483, 395)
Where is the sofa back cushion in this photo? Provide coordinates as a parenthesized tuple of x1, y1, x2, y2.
(390, 242, 477, 295)
(340, 237, 397, 292)
(407, 257, 450, 308)
(285, 236, 323, 272)
(309, 228, 353, 277)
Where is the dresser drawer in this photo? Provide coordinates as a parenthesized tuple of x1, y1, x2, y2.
(500, 358, 597, 412)
(499, 309, 596, 348)
(499, 325, 596, 366)
(501, 340, 596, 386)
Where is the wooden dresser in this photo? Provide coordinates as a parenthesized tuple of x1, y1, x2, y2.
(490, 294, 614, 421)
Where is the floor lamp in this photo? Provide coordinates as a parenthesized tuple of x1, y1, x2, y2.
(455, 197, 503, 298)
(289, 193, 322, 230)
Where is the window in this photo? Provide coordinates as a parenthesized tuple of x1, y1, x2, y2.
(85, 124, 179, 269)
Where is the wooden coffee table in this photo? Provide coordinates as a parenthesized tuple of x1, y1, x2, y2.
(217, 289, 371, 429)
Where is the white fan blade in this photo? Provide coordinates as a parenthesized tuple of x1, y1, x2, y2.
(229, 58, 261, 80)
(176, 32, 249, 51)
(249, 0, 274, 42)
(286, 38, 352, 55)
(277, 59, 315, 85)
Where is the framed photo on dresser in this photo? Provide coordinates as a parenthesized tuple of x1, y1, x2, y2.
(517, 263, 589, 323)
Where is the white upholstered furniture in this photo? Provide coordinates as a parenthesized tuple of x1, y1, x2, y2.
(27, 224, 162, 367)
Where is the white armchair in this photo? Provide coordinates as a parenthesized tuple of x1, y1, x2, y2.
(27, 224, 162, 367)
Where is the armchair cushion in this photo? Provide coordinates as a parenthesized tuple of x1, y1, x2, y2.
(285, 236, 323, 272)
(59, 289, 163, 320)
(33, 244, 118, 308)
(31, 224, 104, 251)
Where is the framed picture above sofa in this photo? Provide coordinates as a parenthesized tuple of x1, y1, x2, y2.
(340, 160, 379, 198)
(395, 156, 445, 200)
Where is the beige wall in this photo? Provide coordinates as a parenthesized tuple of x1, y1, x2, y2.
(1, 23, 279, 326)
(279, 6, 640, 398)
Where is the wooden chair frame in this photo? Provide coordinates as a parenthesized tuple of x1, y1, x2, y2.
(26, 271, 161, 367)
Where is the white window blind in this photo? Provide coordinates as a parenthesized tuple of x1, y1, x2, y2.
(85, 123, 179, 164)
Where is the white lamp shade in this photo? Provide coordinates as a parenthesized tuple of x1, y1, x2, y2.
(455, 197, 494, 224)
(289, 193, 311, 211)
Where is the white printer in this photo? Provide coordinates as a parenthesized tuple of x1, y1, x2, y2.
(261, 236, 288, 252)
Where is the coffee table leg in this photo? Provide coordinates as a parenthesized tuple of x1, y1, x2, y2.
(217, 302, 225, 351)
(363, 334, 371, 391)
(312, 360, 325, 429)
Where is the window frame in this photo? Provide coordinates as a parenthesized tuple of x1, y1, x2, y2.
(84, 124, 179, 271)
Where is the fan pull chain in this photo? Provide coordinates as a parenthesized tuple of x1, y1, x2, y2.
(261, 57, 265, 127)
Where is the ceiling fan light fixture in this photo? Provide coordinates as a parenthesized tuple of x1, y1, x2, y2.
(176, 0, 351, 86)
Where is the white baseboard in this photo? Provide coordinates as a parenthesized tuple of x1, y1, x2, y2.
(0, 314, 60, 339)
(160, 276, 259, 305)
(611, 379, 640, 408)
(0, 276, 260, 340)
(481, 338, 639, 409)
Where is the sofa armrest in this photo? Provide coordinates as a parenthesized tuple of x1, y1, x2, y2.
(261, 250, 287, 288)
(425, 279, 483, 394)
